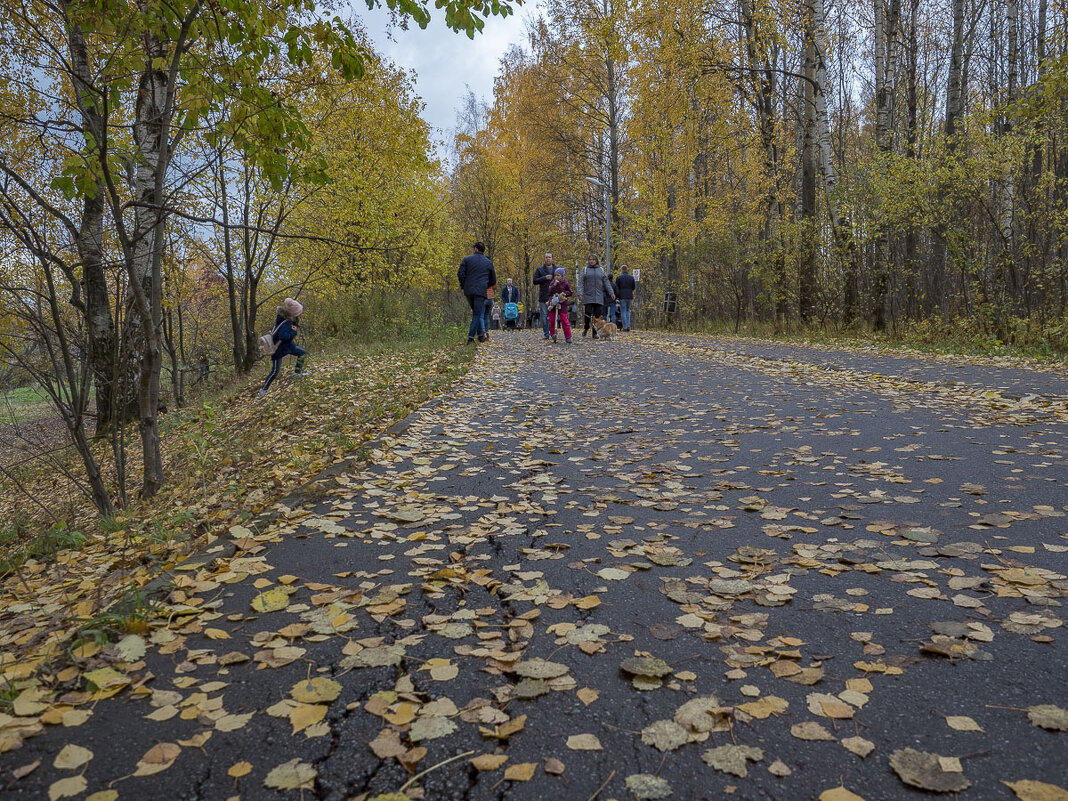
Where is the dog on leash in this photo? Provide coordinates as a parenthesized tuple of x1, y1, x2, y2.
(591, 316, 617, 340)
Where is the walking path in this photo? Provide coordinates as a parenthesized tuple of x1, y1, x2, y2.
(5, 332, 1066, 801)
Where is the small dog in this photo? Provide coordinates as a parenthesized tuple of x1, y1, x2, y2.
(591, 316, 617, 340)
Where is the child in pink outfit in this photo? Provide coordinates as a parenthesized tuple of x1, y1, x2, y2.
(546, 268, 574, 343)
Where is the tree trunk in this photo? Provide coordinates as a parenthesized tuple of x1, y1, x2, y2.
(946, 0, 965, 142)
(740, 0, 785, 324)
(799, 3, 818, 322)
(128, 24, 170, 499)
(63, 9, 119, 437)
(872, 0, 901, 331)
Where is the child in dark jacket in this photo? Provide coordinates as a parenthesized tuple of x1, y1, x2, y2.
(258, 297, 307, 397)
(546, 268, 574, 343)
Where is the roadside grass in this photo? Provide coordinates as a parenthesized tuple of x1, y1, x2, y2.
(0, 384, 53, 424)
(676, 318, 1068, 366)
(0, 328, 473, 671)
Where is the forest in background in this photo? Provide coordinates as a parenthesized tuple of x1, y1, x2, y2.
(448, 0, 1068, 348)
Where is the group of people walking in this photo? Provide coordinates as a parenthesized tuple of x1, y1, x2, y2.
(462, 247, 636, 345)
(532, 252, 635, 340)
(255, 244, 638, 397)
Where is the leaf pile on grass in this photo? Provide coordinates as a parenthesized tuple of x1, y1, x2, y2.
(0, 341, 472, 678)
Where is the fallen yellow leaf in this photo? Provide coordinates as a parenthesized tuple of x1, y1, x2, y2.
(504, 762, 537, 782)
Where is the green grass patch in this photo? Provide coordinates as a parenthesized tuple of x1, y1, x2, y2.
(0, 384, 54, 424)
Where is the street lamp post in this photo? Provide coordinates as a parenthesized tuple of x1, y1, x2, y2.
(585, 176, 611, 274)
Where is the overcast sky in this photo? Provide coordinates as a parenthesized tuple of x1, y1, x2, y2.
(356, 3, 535, 149)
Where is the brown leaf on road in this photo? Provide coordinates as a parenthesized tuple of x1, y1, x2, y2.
(702, 744, 764, 778)
(889, 748, 971, 792)
(503, 762, 537, 781)
(819, 787, 867, 801)
(1003, 780, 1068, 801)
(132, 742, 181, 777)
(470, 753, 509, 771)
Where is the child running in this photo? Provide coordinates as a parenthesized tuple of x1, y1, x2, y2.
(546, 267, 574, 344)
(258, 297, 307, 397)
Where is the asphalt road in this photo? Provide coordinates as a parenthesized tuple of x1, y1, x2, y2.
(4, 331, 1067, 801)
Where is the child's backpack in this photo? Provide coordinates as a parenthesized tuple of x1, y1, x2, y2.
(258, 321, 283, 357)
(504, 302, 519, 320)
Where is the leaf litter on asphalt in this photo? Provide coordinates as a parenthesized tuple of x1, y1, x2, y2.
(3, 333, 1066, 798)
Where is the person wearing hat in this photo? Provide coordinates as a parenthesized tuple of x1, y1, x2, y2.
(258, 297, 307, 397)
(545, 267, 574, 344)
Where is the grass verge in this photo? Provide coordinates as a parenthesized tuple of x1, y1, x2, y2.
(675, 319, 1068, 367)
(0, 328, 473, 676)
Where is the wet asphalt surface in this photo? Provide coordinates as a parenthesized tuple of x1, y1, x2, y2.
(3, 331, 1067, 801)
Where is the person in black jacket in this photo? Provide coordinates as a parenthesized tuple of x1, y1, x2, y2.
(616, 265, 636, 331)
(458, 242, 497, 344)
(605, 272, 619, 324)
(532, 253, 556, 340)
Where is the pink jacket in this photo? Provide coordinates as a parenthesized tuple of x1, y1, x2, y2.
(547, 278, 573, 312)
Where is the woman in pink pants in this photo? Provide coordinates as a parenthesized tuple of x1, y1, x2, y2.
(546, 267, 574, 343)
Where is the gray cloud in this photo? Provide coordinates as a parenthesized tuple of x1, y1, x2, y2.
(356, 4, 532, 139)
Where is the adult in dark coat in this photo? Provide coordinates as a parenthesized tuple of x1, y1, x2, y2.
(532, 253, 556, 340)
(458, 242, 497, 343)
(605, 272, 619, 324)
(501, 278, 520, 304)
(615, 265, 636, 331)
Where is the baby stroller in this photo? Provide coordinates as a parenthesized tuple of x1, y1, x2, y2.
(503, 301, 519, 330)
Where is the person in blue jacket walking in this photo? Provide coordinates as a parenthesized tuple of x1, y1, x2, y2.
(258, 297, 307, 397)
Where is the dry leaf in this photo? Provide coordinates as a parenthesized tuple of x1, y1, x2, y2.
(470, 753, 509, 771)
(369, 729, 408, 759)
(263, 759, 317, 790)
(791, 721, 836, 741)
(566, 733, 603, 751)
(544, 758, 565, 775)
(214, 712, 254, 732)
(819, 787, 866, 801)
(133, 742, 181, 777)
(625, 774, 673, 800)
(228, 762, 253, 778)
(289, 702, 327, 734)
(1003, 780, 1068, 801)
(514, 659, 570, 679)
(409, 716, 457, 742)
(736, 695, 789, 719)
(12, 760, 40, 780)
(290, 677, 342, 704)
(768, 759, 791, 777)
(702, 744, 764, 777)
(1028, 705, 1068, 731)
(503, 762, 537, 782)
(889, 748, 971, 792)
(841, 736, 875, 758)
(250, 587, 290, 613)
(577, 687, 599, 706)
(620, 656, 672, 677)
(946, 715, 983, 732)
(48, 776, 87, 801)
(676, 696, 727, 732)
(53, 744, 93, 771)
(641, 719, 689, 751)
